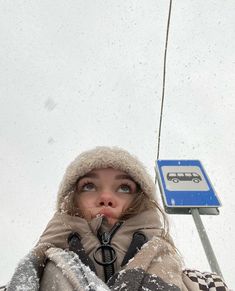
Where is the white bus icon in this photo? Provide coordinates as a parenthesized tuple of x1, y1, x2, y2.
(167, 172, 202, 183)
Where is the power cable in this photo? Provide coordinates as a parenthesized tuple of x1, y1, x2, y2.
(155, 0, 173, 170)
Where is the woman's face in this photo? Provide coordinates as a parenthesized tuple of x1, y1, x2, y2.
(75, 168, 138, 225)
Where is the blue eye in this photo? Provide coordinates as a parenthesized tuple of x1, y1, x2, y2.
(81, 183, 96, 192)
(117, 184, 132, 193)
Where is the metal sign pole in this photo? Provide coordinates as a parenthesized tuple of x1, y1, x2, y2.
(191, 208, 223, 279)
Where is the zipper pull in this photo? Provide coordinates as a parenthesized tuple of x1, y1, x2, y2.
(99, 221, 123, 245)
(101, 232, 111, 245)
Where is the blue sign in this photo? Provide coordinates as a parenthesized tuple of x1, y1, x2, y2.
(156, 160, 221, 209)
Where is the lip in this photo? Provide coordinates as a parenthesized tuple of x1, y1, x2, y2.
(98, 208, 114, 218)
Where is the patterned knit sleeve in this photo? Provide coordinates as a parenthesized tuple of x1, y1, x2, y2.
(182, 269, 229, 291)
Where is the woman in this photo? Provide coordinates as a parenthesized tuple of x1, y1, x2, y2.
(7, 147, 228, 291)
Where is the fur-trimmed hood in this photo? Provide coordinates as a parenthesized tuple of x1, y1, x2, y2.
(57, 146, 157, 210)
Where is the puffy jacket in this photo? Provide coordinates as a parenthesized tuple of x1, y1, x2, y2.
(6, 210, 228, 291)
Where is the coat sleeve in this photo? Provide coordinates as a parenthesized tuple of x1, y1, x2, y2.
(40, 248, 110, 291)
(107, 268, 181, 291)
(6, 212, 87, 291)
(108, 234, 229, 291)
(119, 236, 188, 290)
(6, 243, 52, 291)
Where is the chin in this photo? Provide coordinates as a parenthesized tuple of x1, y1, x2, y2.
(106, 217, 118, 225)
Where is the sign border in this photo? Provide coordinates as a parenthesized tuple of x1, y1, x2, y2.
(156, 159, 222, 209)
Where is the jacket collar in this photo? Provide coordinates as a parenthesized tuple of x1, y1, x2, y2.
(87, 208, 163, 237)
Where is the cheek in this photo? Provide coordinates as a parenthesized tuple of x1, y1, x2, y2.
(120, 195, 135, 211)
(76, 194, 96, 220)
(76, 194, 91, 208)
(76, 193, 98, 211)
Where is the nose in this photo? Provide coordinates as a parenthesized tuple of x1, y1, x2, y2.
(98, 190, 115, 207)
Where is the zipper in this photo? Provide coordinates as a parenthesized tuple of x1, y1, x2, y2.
(100, 221, 123, 245)
(93, 221, 123, 282)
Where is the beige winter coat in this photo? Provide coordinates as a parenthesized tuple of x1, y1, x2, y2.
(38, 208, 187, 290)
(6, 208, 228, 290)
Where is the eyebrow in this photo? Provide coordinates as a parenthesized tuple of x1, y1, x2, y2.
(79, 173, 98, 179)
(115, 174, 135, 182)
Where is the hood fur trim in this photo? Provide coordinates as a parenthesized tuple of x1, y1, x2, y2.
(57, 146, 157, 210)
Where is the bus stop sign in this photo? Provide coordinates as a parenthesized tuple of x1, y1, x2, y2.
(156, 160, 221, 214)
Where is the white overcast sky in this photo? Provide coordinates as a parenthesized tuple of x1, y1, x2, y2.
(0, 0, 234, 288)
